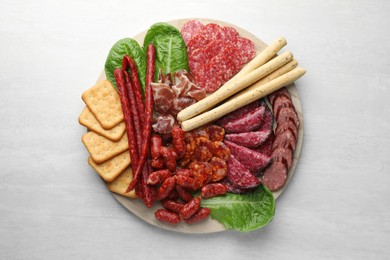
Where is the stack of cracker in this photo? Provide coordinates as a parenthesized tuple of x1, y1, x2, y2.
(79, 80, 136, 198)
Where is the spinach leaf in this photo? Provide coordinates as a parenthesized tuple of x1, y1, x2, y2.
(201, 185, 275, 232)
(105, 38, 146, 91)
(143, 23, 188, 80)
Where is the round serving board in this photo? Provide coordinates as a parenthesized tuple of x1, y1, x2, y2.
(96, 18, 304, 233)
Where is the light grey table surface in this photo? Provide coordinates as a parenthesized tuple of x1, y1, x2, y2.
(1, 0, 389, 259)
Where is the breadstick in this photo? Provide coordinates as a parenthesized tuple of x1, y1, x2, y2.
(177, 51, 293, 121)
(229, 59, 298, 101)
(180, 67, 306, 131)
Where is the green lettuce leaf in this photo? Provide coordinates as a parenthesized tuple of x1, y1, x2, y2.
(143, 23, 188, 80)
(201, 185, 275, 232)
(104, 38, 146, 91)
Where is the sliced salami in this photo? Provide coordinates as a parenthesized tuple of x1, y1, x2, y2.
(272, 129, 296, 151)
(262, 161, 287, 191)
(271, 146, 293, 169)
(188, 39, 225, 73)
(217, 100, 261, 126)
(197, 23, 225, 41)
(225, 130, 272, 148)
(253, 132, 275, 157)
(256, 104, 273, 132)
(209, 156, 228, 182)
(277, 107, 300, 128)
(233, 37, 256, 64)
(268, 87, 291, 105)
(226, 155, 260, 189)
(187, 34, 210, 54)
(275, 120, 298, 140)
(181, 20, 205, 45)
(207, 53, 236, 85)
(224, 140, 272, 173)
(220, 178, 256, 194)
(273, 95, 294, 119)
(223, 26, 239, 41)
(223, 105, 266, 133)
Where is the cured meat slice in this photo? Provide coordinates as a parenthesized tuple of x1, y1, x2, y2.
(205, 125, 225, 142)
(209, 157, 228, 182)
(181, 20, 205, 45)
(272, 129, 296, 151)
(268, 87, 291, 105)
(170, 97, 196, 116)
(277, 107, 300, 128)
(233, 37, 256, 64)
(152, 115, 175, 134)
(256, 104, 274, 132)
(275, 120, 298, 140)
(192, 137, 214, 162)
(172, 71, 206, 101)
(225, 130, 272, 148)
(217, 100, 261, 126)
(273, 95, 294, 119)
(253, 132, 275, 157)
(219, 42, 244, 71)
(226, 155, 260, 189)
(195, 66, 222, 93)
(151, 82, 174, 115)
(271, 146, 293, 169)
(197, 23, 225, 41)
(211, 141, 230, 161)
(187, 34, 211, 54)
(223, 105, 266, 133)
(207, 53, 236, 85)
(220, 178, 256, 194)
(188, 161, 213, 186)
(262, 161, 287, 191)
(224, 140, 271, 173)
(223, 26, 239, 41)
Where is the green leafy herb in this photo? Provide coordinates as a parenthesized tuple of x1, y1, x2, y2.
(143, 23, 188, 80)
(201, 185, 275, 232)
(104, 38, 146, 91)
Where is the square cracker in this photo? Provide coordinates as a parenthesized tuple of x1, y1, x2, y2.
(107, 167, 137, 198)
(88, 151, 131, 182)
(79, 107, 126, 142)
(82, 131, 128, 164)
(82, 80, 124, 130)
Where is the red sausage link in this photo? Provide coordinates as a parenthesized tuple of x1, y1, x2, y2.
(123, 70, 142, 151)
(140, 162, 156, 208)
(174, 184, 193, 203)
(156, 176, 176, 200)
(166, 188, 179, 200)
(122, 55, 145, 127)
(175, 174, 200, 191)
(147, 169, 172, 185)
(151, 157, 164, 169)
(172, 126, 186, 159)
(114, 69, 139, 168)
(161, 200, 184, 214)
(200, 183, 227, 199)
(179, 197, 201, 220)
(160, 146, 177, 172)
(151, 135, 163, 159)
(126, 44, 155, 193)
(154, 209, 180, 224)
(185, 208, 211, 224)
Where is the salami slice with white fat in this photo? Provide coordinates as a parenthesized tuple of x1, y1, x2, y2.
(262, 161, 287, 192)
(224, 140, 271, 173)
(277, 107, 300, 128)
(181, 20, 205, 45)
(222, 105, 266, 133)
(253, 132, 275, 157)
(226, 155, 260, 189)
(271, 146, 293, 169)
(217, 100, 261, 126)
(272, 129, 296, 151)
(275, 120, 298, 140)
(268, 87, 291, 105)
(225, 130, 272, 148)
